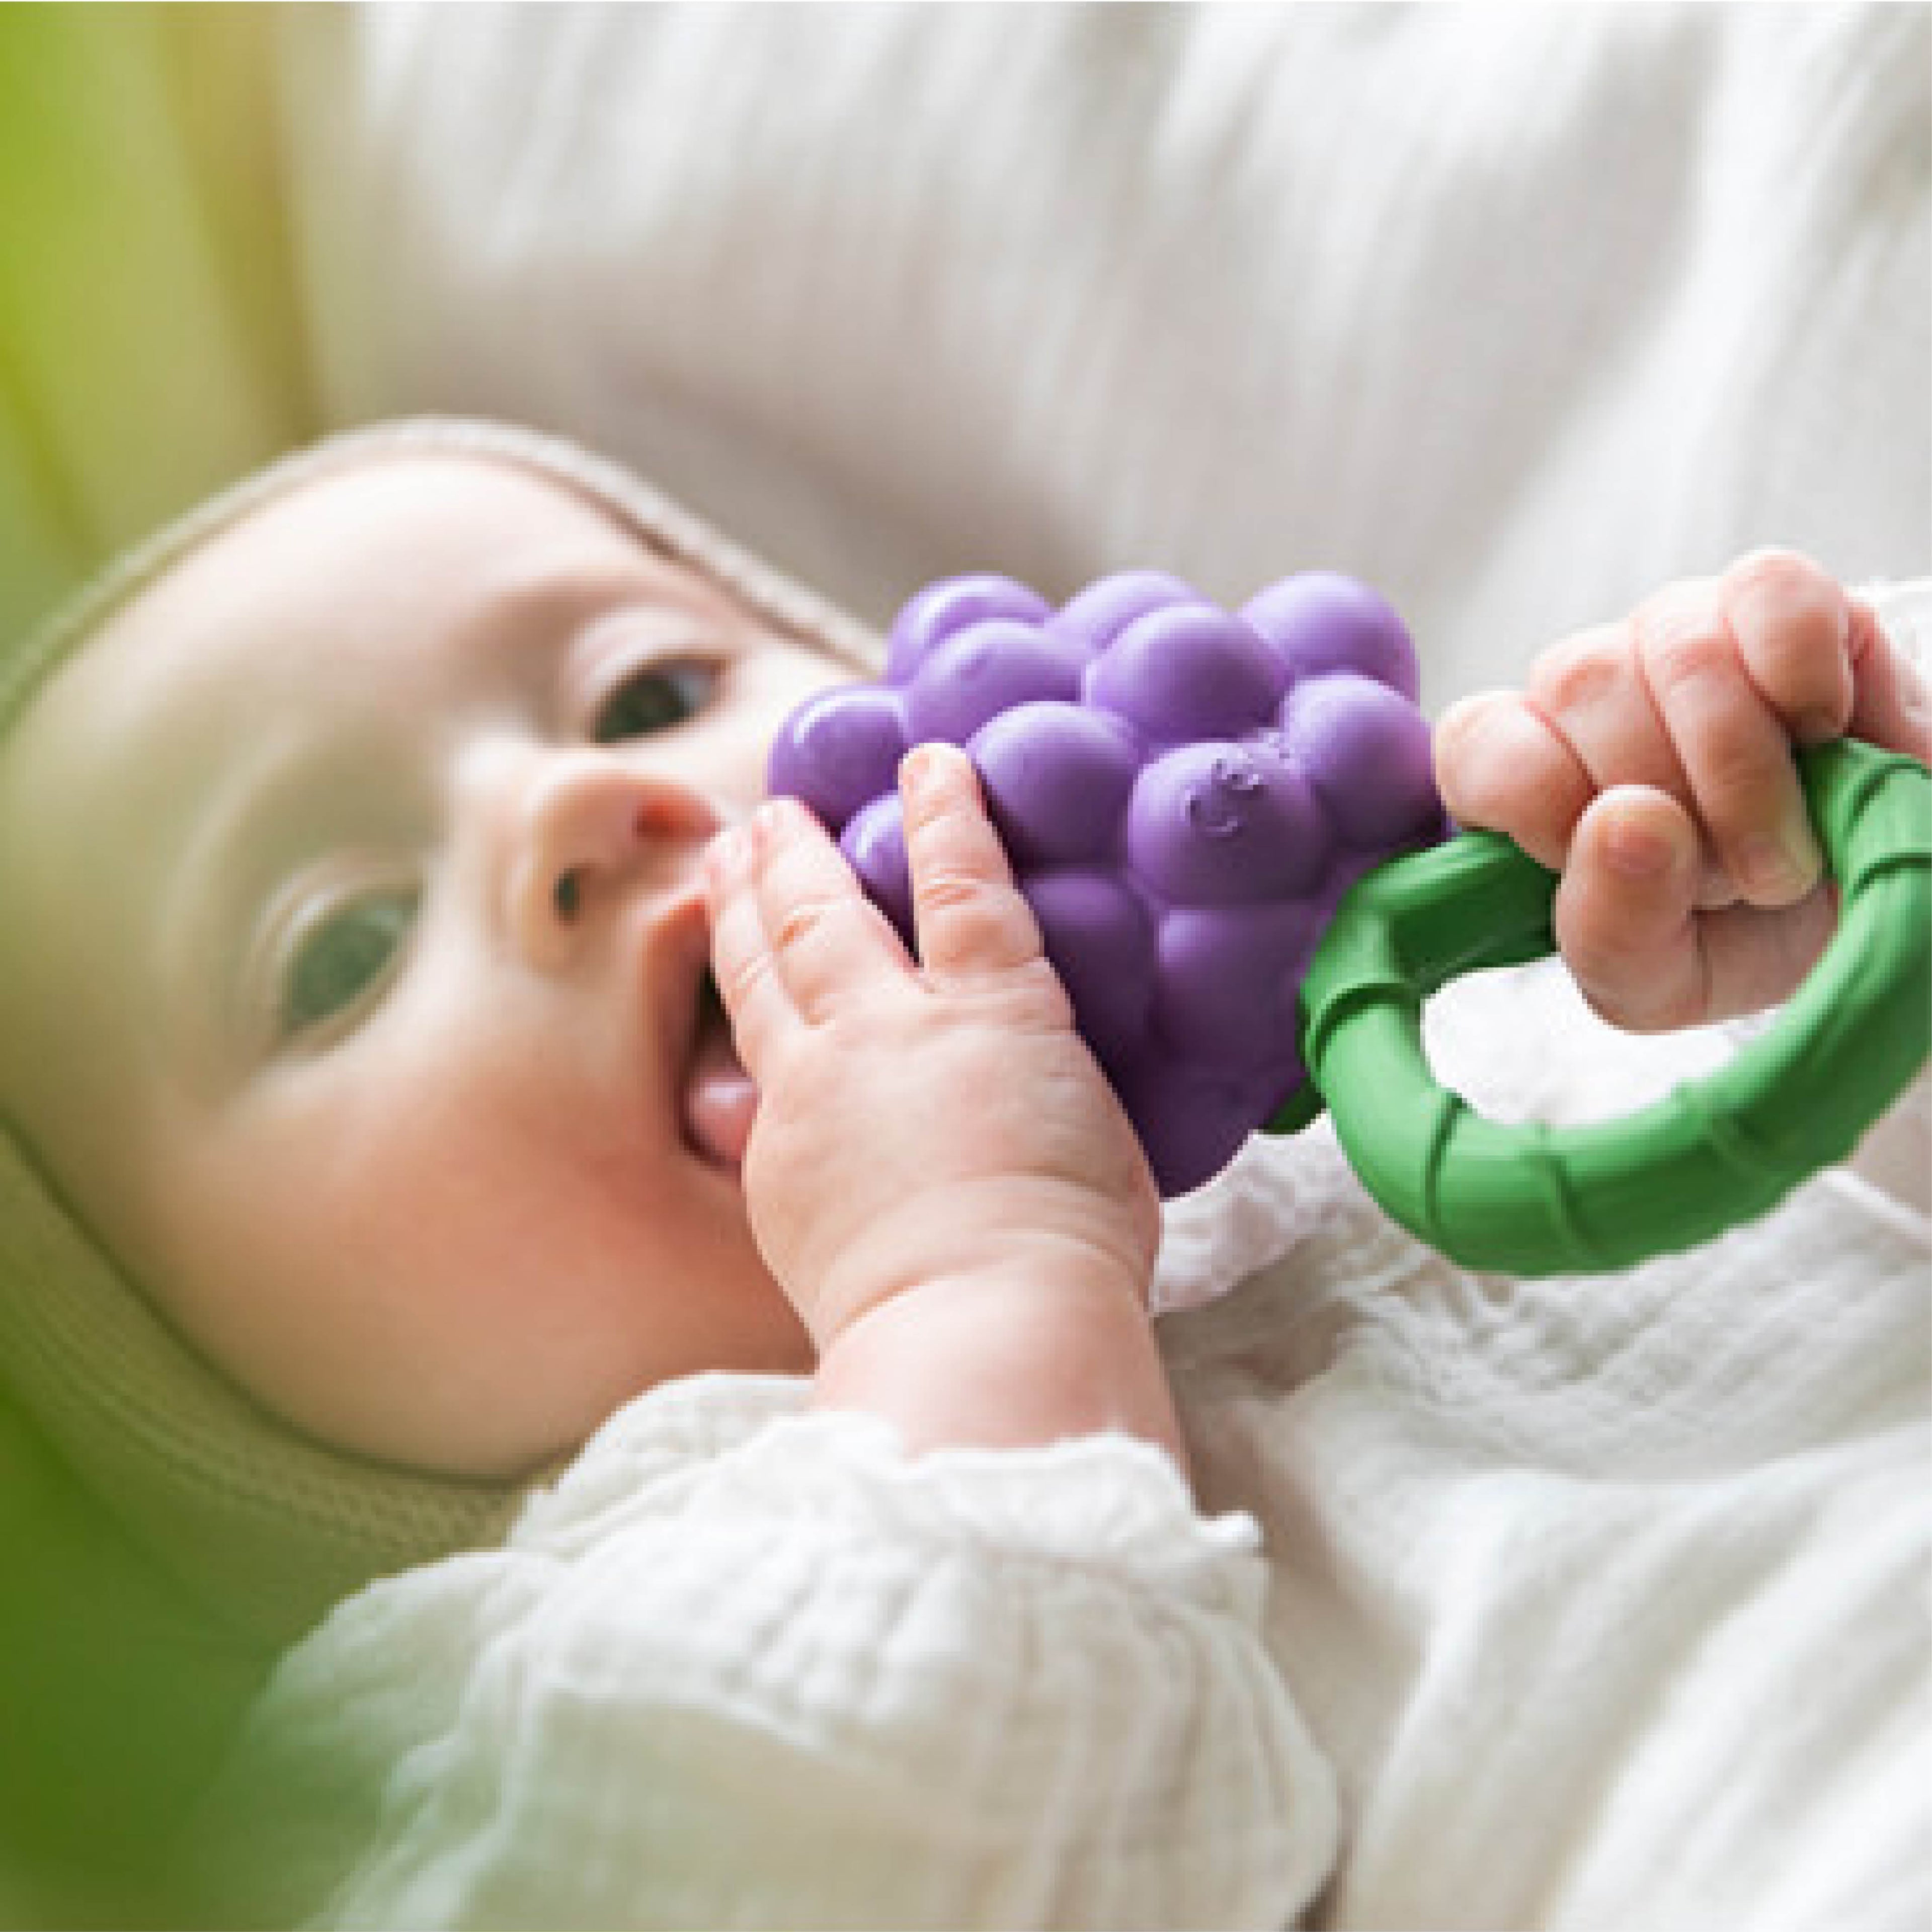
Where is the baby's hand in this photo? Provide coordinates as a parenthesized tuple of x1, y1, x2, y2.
(1435, 551, 1931, 1030)
(704, 745, 1178, 1459)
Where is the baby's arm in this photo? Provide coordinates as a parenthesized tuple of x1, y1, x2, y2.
(1434, 550, 1931, 1032)
(705, 744, 1184, 1464)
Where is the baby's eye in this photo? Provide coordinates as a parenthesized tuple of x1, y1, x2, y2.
(592, 661, 718, 743)
(281, 893, 415, 1038)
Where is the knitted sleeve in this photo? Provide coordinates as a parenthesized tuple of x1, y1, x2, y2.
(189, 1375, 1336, 1930)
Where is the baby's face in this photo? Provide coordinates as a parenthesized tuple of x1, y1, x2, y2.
(0, 455, 843, 1476)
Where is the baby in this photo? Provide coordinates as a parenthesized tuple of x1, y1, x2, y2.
(1, 419, 1925, 1928)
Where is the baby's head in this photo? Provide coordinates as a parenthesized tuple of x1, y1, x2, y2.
(0, 420, 879, 1641)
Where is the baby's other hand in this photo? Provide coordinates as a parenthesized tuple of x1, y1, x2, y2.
(1435, 551, 1931, 1030)
(704, 745, 1170, 1451)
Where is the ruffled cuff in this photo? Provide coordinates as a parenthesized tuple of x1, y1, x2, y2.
(521, 1370, 1265, 1612)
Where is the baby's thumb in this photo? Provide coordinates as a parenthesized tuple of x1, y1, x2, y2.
(1555, 788, 1707, 1032)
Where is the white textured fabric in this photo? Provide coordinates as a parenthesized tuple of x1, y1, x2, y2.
(261, 5, 1927, 711)
(200, 1383, 1338, 1930)
(1167, 1090, 1930, 1932)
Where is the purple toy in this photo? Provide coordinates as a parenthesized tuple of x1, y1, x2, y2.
(769, 569, 1447, 1196)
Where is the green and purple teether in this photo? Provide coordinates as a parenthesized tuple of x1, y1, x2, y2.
(771, 570, 1931, 1273)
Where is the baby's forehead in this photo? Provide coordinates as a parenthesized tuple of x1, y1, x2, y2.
(68, 451, 723, 690)
(8, 455, 710, 806)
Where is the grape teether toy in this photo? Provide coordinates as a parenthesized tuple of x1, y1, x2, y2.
(769, 570, 1931, 1273)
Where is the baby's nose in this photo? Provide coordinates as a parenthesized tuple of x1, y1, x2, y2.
(509, 751, 721, 958)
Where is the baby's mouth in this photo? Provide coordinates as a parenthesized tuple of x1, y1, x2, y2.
(679, 968, 757, 1171)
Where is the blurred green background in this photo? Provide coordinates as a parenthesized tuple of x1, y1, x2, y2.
(0, 5, 309, 654)
(1, 14, 300, 1923)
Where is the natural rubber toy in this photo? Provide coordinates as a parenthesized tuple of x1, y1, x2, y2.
(769, 570, 1932, 1273)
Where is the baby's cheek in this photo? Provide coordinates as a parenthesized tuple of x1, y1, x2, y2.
(137, 1093, 610, 1472)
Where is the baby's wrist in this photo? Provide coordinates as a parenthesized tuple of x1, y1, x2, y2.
(807, 1223, 1150, 1349)
(808, 1263, 1185, 1466)
(794, 1171, 1160, 1354)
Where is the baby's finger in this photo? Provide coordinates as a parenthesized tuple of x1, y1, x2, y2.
(703, 821, 792, 1068)
(1527, 614, 1693, 817)
(1846, 598, 1932, 764)
(1554, 787, 1708, 1031)
(1720, 550, 1857, 744)
(1433, 691, 1592, 872)
(900, 744, 1049, 984)
(749, 796, 907, 1024)
(1635, 590, 1820, 908)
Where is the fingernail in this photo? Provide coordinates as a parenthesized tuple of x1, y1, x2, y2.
(1899, 654, 1932, 735)
(901, 744, 947, 793)
(1739, 813, 1821, 904)
(1725, 579, 1784, 670)
(1603, 813, 1677, 879)
(1432, 696, 1502, 776)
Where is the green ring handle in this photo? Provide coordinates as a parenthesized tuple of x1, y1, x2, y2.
(1279, 739, 1931, 1274)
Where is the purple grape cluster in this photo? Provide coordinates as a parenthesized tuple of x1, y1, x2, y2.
(768, 569, 1447, 1195)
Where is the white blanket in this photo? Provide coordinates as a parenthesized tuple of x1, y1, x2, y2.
(1169, 972, 1931, 1930)
(6, 8, 1926, 683)
(4, 7, 1926, 1927)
